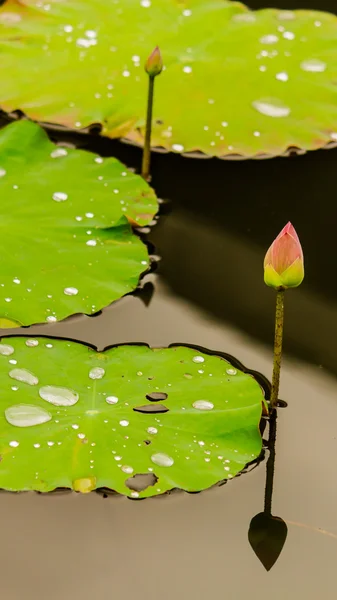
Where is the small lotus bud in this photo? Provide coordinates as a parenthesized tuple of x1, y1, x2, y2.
(145, 46, 163, 77)
(264, 222, 304, 290)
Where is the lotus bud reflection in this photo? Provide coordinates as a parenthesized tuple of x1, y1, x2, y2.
(264, 222, 304, 290)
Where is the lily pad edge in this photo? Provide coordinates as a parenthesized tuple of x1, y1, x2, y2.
(3, 112, 337, 161)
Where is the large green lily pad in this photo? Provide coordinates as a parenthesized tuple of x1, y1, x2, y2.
(0, 339, 264, 497)
(0, 120, 157, 326)
(0, 1, 337, 157)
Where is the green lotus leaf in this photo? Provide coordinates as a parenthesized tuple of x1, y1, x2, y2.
(0, 1, 337, 157)
(0, 120, 158, 326)
(0, 339, 264, 497)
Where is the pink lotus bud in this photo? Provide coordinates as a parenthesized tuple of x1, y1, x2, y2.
(145, 46, 163, 77)
(264, 222, 304, 290)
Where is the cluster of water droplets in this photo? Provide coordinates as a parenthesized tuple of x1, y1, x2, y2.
(164, 8, 331, 153)
(1, 343, 255, 494)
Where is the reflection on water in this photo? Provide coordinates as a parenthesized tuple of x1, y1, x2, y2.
(249, 409, 288, 570)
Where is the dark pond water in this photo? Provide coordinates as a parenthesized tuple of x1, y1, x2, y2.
(1, 1, 337, 598)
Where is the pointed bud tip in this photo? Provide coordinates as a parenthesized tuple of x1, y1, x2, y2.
(278, 221, 299, 241)
(145, 46, 163, 77)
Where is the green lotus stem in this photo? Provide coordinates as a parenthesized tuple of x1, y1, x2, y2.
(270, 290, 285, 409)
(141, 74, 155, 181)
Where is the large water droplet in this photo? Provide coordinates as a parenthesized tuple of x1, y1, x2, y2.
(232, 12, 256, 23)
(0, 168, 6, 177)
(260, 34, 279, 44)
(278, 10, 295, 21)
(226, 368, 237, 375)
(9, 368, 39, 386)
(0, 344, 14, 356)
(76, 38, 93, 48)
(192, 400, 214, 410)
(9, 440, 19, 448)
(193, 355, 205, 364)
(300, 59, 326, 73)
(51, 148, 68, 158)
(85, 30, 97, 39)
(106, 396, 118, 405)
(64, 287, 78, 296)
(5, 404, 52, 427)
(52, 192, 68, 202)
(89, 367, 105, 380)
(39, 385, 79, 406)
(121, 465, 134, 474)
(147, 427, 158, 434)
(276, 71, 289, 82)
(26, 339, 39, 347)
(252, 99, 290, 118)
(151, 453, 174, 467)
(172, 144, 184, 152)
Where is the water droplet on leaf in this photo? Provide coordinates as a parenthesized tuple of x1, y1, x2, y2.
(39, 385, 79, 406)
(252, 99, 290, 118)
(52, 192, 68, 202)
(147, 427, 158, 434)
(0, 344, 14, 356)
(301, 59, 326, 72)
(106, 396, 118, 405)
(89, 367, 105, 380)
(9, 368, 38, 386)
(122, 465, 134, 474)
(151, 453, 174, 467)
(192, 400, 214, 410)
(5, 404, 52, 427)
(64, 287, 78, 296)
(26, 339, 39, 347)
(260, 34, 279, 44)
(51, 148, 68, 158)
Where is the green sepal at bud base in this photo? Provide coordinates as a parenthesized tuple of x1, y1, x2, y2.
(264, 259, 304, 290)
